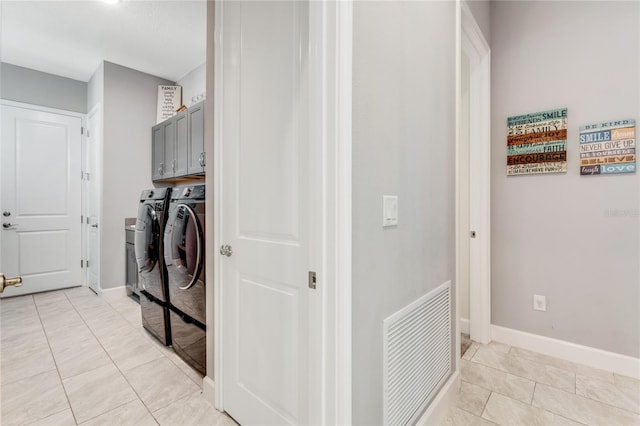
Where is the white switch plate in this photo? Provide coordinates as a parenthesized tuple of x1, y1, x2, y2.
(533, 294, 546, 311)
(383, 195, 398, 227)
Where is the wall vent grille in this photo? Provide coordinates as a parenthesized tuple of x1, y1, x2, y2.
(383, 281, 452, 425)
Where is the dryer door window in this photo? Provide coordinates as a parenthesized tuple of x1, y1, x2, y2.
(135, 204, 160, 274)
(165, 203, 204, 290)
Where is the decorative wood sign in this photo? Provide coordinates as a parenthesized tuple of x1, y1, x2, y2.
(507, 108, 568, 175)
(579, 119, 636, 175)
(157, 85, 182, 123)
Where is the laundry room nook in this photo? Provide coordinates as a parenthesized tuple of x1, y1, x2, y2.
(0, 1, 226, 424)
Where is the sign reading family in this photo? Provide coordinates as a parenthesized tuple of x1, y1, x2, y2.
(507, 108, 568, 175)
(579, 119, 636, 175)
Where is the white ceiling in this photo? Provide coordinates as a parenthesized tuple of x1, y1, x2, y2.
(0, 0, 207, 82)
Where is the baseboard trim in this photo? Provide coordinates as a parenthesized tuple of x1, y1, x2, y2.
(203, 375, 216, 406)
(491, 325, 640, 379)
(416, 371, 459, 425)
(100, 286, 127, 301)
(460, 318, 469, 335)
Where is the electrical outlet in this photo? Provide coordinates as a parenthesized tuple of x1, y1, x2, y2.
(533, 294, 546, 311)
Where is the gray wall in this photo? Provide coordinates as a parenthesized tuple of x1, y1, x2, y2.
(465, 0, 490, 44)
(1, 62, 87, 113)
(176, 62, 206, 108)
(491, 1, 639, 357)
(87, 63, 104, 113)
(100, 61, 174, 289)
(352, 1, 456, 424)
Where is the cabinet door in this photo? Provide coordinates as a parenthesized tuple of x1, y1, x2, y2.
(163, 118, 176, 178)
(126, 243, 138, 289)
(187, 101, 205, 175)
(152, 124, 164, 181)
(174, 111, 189, 177)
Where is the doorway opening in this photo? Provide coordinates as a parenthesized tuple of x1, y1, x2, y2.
(457, 2, 492, 355)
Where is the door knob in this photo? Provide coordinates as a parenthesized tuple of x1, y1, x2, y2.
(2, 211, 10, 217)
(219, 244, 233, 257)
(2, 223, 17, 229)
(0, 273, 22, 293)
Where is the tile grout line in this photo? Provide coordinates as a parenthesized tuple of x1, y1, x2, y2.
(471, 345, 640, 417)
(508, 347, 615, 381)
(23, 407, 73, 426)
(467, 348, 582, 394)
(535, 378, 640, 417)
(530, 381, 537, 405)
(33, 295, 80, 426)
(464, 357, 537, 388)
(469, 354, 639, 423)
(458, 378, 537, 416)
(77, 398, 158, 426)
(67, 289, 197, 422)
(0, 328, 58, 387)
(108, 295, 206, 388)
(478, 389, 492, 421)
(63, 289, 156, 422)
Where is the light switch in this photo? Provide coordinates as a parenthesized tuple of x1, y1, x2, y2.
(383, 195, 398, 227)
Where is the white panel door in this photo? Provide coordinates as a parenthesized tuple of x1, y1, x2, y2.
(86, 106, 101, 294)
(220, 1, 316, 424)
(0, 105, 82, 296)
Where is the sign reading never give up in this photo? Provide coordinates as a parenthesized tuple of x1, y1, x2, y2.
(507, 108, 568, 176)
(579, 119, 636, 175)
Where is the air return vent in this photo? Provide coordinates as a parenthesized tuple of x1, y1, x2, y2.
(383, 281, 452, 425)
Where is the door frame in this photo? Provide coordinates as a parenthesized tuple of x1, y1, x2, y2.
(0, 99, 87, 288)
(84, 103, 102, 293)
(456, 2, 492, 348)
(208, 0, 353, 424)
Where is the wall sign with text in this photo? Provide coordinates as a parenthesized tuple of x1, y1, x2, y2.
(579, 119, 636, 175)
(156, 85, 182, 124)
(507, 108, 568, 175)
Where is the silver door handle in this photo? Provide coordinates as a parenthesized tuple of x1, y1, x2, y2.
(2, 211, 10, 217)
(219, 244, 233, 257)
(2, 223, 17, 229)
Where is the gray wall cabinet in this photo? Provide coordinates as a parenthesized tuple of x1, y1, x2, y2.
(152, 124, 165, 180)
(152, 100, 205, 182)
(175, 111, 189, 177)
(187, 101, 205, 175)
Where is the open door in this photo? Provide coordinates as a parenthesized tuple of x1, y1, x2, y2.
(86, 105, 101, 294)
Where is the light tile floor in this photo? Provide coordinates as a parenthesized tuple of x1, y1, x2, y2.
(2, 287, 639, 426)
(0, 287, 236, 426)
(442, 341, 640, 425)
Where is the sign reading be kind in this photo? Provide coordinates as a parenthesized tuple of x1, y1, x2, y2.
(579, 119, 636, 175)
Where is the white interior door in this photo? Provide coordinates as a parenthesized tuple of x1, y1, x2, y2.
(219, 1, 317, 424)
(86, 106, 101, 294)
(0, 104, 82, 297)
(460, 4, 492, 344)
(459, 50, 472, 336)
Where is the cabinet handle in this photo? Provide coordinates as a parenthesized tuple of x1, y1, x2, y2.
(159, 163, 164, 176)
(172, 160, 176, 173)
(199, 152, 206, 167)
